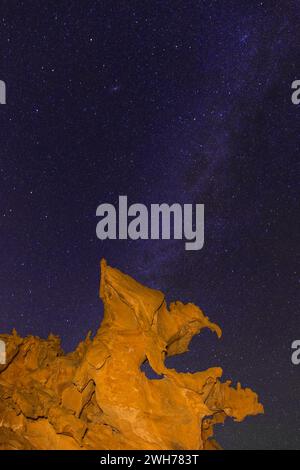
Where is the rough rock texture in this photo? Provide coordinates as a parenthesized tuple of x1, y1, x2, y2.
(0, 260, 263, 450)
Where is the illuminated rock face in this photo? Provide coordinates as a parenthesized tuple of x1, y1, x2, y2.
(0, 260, 263, 450)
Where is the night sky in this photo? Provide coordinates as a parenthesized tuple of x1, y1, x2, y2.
(0, 0, 299, 450)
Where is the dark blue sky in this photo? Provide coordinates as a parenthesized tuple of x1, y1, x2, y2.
(0, 0, 299, 449)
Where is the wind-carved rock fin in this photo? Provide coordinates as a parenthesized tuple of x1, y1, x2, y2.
(100, 258, 164, 331)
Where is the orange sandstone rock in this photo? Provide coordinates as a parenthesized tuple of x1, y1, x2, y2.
(0, 260, 263, 450)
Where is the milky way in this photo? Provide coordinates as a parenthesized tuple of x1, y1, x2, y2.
(0, 1, 299, 449)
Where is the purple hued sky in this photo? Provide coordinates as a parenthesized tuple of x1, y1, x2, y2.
(0, 1, 299, 449)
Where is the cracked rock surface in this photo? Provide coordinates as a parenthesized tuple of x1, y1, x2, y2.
(0, 260, 263, 450)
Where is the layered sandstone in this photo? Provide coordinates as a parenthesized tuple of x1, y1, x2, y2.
(0, 260, 263, 450)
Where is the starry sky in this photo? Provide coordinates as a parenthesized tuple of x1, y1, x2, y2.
(0, 0, 299, 450)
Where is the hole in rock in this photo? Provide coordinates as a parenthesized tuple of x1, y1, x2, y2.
(140, 360, 164, 380)
(165, 329, 223, 373)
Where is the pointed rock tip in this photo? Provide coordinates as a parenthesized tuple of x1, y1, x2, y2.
(99, 258, 107, 298)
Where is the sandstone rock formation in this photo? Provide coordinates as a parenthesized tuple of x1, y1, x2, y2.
(0, 260, 263, 450)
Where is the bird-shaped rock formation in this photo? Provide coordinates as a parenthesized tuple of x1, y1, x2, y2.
(0, 260, 263, 450)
